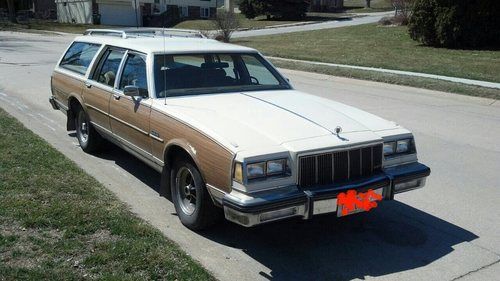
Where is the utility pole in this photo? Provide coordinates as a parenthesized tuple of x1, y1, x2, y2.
(133, 0, 139, 28)
(225, 0, 234, 13)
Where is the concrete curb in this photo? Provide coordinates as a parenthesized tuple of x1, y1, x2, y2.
(268, 56, 500, 90)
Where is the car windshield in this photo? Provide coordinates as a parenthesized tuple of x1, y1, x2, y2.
(154, 53, 291, 98)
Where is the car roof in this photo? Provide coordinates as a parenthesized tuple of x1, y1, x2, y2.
(73, 35, 258, 55)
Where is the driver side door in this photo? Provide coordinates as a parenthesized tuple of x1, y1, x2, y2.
(109, 51, 152, 156)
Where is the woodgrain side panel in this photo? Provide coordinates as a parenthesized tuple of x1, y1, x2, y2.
(109, 97, 152, 153)
(51, 71, 83, 107)
(150, 110, 234, 192)
(83, 84, 112, 131)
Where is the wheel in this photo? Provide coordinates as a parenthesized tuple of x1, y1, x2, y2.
(170, 157, 221, 230)
(75, 106, 103, 153)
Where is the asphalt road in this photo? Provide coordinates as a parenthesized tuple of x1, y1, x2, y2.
(232, 12, 392, 38)
(0, 31, 499, 281)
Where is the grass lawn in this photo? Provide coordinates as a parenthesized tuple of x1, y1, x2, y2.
(0, 12, 352, 35)
(174, 14, 297, 30)
(344, 0, 394, 13)
(236, 23, 500, 83)
(174, 13, 354, 31)
(272, 59, 500, 100)
(0, 108, 213, 280)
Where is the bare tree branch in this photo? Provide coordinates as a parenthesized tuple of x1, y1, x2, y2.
(212, 11, 240, 43)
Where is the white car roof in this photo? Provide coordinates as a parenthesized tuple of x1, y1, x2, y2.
(73, 34, 258, 55)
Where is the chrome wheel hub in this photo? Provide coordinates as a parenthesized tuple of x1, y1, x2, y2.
(176, 167, 197, 215)
(78, 111, 89, 143)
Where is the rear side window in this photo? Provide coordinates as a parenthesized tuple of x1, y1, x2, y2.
(59, 42, 100, 75)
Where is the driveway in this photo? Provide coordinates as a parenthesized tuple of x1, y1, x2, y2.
(232, 11, 393, 38)
(0, 31, 499, 281)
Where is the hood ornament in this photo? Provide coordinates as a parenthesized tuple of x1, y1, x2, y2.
(335, 126, 342, 135)
(334, 126, 349, 141)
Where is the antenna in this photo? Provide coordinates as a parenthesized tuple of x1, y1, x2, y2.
(163, 4, 167, 106)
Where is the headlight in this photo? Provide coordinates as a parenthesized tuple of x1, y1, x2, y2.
(384, 138, 414, 157)
(234, 158, 290, 182)
(247, 162, 266, 179)
(396, 139, 410, 153)
(267, 159, 285, 175)
(383, 142, 396, 156)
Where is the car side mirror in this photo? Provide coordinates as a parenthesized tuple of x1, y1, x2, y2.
(124, 85, 140, 97)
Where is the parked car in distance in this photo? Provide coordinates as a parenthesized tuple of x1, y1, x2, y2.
(49, 28, 430, 230)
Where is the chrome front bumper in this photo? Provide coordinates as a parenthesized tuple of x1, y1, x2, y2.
(222, 162, 430, 227)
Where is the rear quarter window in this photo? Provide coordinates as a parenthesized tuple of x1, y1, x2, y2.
(59, 42, 101, 75)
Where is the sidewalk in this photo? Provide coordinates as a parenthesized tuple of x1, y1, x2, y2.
(269, 56, 500, 90)
(232, 11, 393, 38)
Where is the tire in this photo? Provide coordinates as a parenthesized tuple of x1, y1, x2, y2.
(160, 164, 172, 200)
(170, 157, 221, 230)
(75, 106, 103, 153)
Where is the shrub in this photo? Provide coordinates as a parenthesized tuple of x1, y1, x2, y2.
(239, 0, 309, 20)
(213, 11, 240, 42)
(378, 15, 410, 26)
(408, 0, 500, 48)
(379, 17, 394, 26)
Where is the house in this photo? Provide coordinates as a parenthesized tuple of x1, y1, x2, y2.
(34, 0, 57, 14)
(96, 0, 141, 26)
(0, 0, 33, 12)
(96, 0, 218, 27)
(0, 0, 56, 19)
(218, 0, 235, 12)
(309, 0, 344, 12)
(55, 0, 94, 24)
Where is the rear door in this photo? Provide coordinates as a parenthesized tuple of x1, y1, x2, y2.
(83, 47, 126, 132)
(109, 51, 152, 154)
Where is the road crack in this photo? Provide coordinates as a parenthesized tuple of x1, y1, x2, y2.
(450, 259, 500, 280)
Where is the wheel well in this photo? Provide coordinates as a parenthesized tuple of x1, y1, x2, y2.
(165, 145, 194, 169)
(67, 97, 80, 131)
(161, 145, 202, 197)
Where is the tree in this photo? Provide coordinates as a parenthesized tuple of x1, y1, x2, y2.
(6, 0, 17, 23)
(365, 0, 371, 8)
(239, 0, 258, 19)
(239, 0, 309, 20)
(408, 0, 500, 48)
(213, 11, 240, 43)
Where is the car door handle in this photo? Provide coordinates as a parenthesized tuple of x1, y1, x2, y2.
(84, 82, 92, 89)
(113, 94, 121, 100)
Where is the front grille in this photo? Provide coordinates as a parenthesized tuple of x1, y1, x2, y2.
(298, 144, 383, 188)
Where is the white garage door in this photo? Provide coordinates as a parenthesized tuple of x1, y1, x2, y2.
(99, 4, 140, 27)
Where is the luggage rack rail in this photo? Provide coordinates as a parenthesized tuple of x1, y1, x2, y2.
(83, 28, 206, 39)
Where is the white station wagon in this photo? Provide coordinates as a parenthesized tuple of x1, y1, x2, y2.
(49, 28, 430, 230)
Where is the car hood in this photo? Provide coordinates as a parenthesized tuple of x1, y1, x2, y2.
(152, 90, 400, 153)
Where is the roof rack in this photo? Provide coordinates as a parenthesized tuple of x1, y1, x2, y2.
(83, 28, 206, 39)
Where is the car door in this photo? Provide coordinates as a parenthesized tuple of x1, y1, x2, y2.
(109, 51, 152, 155)
(83, 47, 126, 132)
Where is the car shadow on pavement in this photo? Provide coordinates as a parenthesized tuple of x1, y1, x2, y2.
(200, 202, 478, 281)
(91, 142, 163, 193)
(90, 141, 478, 281)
